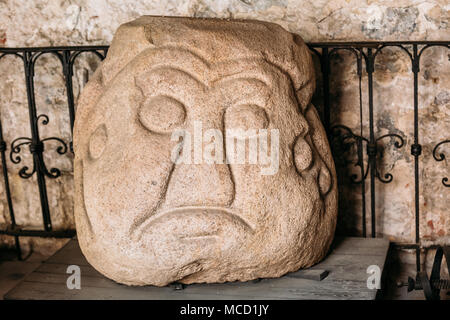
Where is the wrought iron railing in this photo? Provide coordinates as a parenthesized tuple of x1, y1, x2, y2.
(0, 46, 108, 257)
(308, 41, 449, 275)
(0, 42, 448, 283)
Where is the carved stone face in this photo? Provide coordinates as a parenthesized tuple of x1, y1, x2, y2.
(73, 16, 337, 286)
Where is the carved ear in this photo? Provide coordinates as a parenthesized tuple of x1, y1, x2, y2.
(293, 136, 314, 173)
(291, 34, 316, 113)
(73, 67, 104, 155)
(73, 159, 94, 240)
(304, 103, 335, 196)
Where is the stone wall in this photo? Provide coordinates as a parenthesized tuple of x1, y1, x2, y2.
(0, 1, 448, 271)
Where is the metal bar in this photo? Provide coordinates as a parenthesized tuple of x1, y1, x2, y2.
(22, 51, 52, 232)
(365, 48, 377, 238)
(320, 48, 331, 136)
(63, 50, 75, 134)
(308, 41, 450, 47)
(0, 115, 16, 227)
(0, 45, 109, 53)
(62, 50, 76, 152)
(0, 41, 447, 53)
(356, 53, 367, 238)
(0, 109, 22, 259)
(411, 44, 422, 273)
(0, 226, 75, 238)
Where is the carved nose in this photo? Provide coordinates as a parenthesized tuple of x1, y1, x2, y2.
(164, 162, 235, 208)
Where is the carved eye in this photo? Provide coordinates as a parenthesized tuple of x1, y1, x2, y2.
(139, 95, 186, 134)
(225, 104, 269, 135)
(89, 124, 107, 160)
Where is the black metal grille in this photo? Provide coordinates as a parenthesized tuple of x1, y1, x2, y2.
(0, 42, 448, 279)
(0, 46, 108, 256)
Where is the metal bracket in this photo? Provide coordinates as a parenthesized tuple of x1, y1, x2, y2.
(406, 246, 450, 300)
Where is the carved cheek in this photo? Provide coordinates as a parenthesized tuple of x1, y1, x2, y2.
(88, 124, 107, 160)
(293, 137, 313, 172)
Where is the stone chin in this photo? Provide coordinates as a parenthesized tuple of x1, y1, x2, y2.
(75, 173, 336, 286)
(73, 16, 338, 287)
(77, 201, 328, 286)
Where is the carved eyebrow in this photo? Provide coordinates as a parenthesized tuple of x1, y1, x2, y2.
(135, 66, 206, 98)
(146, 66, 206, 85)
(212, 74, 269, 87)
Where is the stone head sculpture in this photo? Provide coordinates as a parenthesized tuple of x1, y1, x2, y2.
(73, 16, 337, 286)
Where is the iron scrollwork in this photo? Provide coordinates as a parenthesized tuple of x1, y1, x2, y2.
(374, 133, 405, 183)
(330, 125, 368, 184)
(331, 126, 405, 185)
(10, 114, 67, 179)
(433, 140, 450, 187)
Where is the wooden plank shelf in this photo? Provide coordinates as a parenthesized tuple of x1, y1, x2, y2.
(5, 236, 390, 300)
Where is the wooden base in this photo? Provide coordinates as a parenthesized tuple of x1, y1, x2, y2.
(5, 237, 390, 300)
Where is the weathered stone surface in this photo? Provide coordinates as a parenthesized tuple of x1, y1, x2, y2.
(0, 0, 448, 280)
(73, 16, 338, 286)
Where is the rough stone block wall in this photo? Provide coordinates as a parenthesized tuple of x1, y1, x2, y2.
(0, 1, 448, 273)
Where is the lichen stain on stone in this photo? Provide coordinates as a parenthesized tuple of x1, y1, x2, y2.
(361, 7, 419, 39)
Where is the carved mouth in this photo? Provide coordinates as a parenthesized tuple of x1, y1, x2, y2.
(131, 206, 254, 241)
